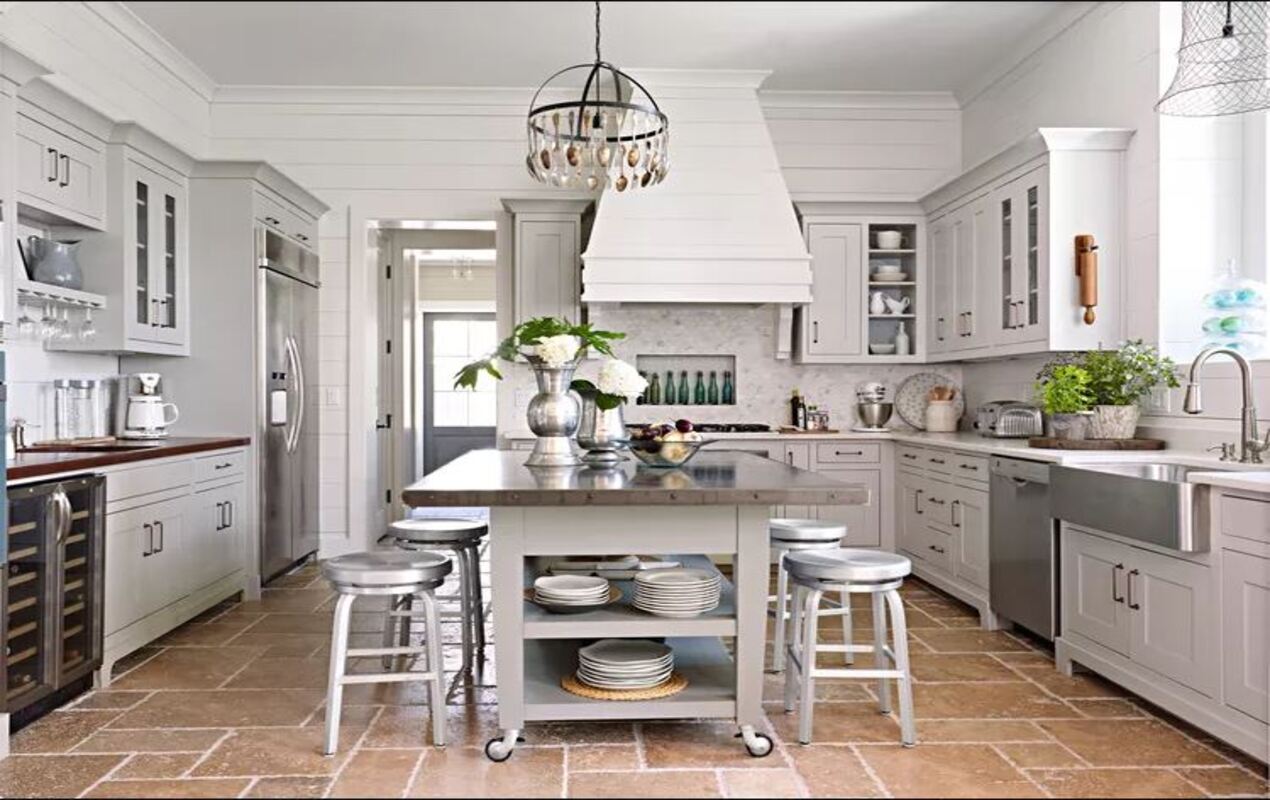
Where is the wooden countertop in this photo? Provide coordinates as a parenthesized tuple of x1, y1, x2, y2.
(8, 437, 251, 481)
(402, 448, 869, 507)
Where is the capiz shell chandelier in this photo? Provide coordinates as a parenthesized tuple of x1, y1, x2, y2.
(1157, 1, 1270, 116)
(525, 1, 669, 191)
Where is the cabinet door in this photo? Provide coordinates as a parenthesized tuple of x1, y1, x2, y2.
(952, 486, 990, 590)
(1062, 527, 1131, 656)
(515, 218, 580, 322)
(1128, 547, 1217, 696)
(897, 472, 928, 561)
(14, 114, 103, 228)
(922, 479, 956, 528)
(928, 217, 953, 354)
(804, 223, 864, 358)
(816, 469, 880, 547)
(190, 482, 246, 592)
(0, 89, 11, 327)
(147, 502, 186, 611)
(1221, 549, 1269, 723)
(1015, 168, 1048, 341)
(126, 163, 187, 347)
(103, 507, 154, 636)
(783, 444, 813, 519)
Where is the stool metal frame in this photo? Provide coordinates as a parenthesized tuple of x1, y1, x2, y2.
(769, 530, 852, 674)
(783, 570, 916, 747)
(324, 566, 449, 754)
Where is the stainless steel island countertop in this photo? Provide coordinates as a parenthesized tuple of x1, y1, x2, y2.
(401, 448, 870, 507)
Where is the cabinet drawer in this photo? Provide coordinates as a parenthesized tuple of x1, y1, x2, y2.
(1221, 493, 1270, 546)
(254, 190, 289, 232)
(922, 482, 956, 527)
(950, 454, 990, 483)
(815, 443, 881, 465)
(107, 459, 193, 504)
(194, 450, 246, 483)
(896, 445, 925, 471)
(924, 451, 954, 475)
(923, 527, 954, 574)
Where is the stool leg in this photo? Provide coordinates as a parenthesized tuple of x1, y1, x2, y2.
(398, 595, 415, 655)
(772, 552, 789, 673)
(798, 587, 824, 745)
(421, 590, 447, 747)
(469, 545, 487, 659)
(323, 593, 356, 755)
(783, 583, 802, 714)
(840, 590, 854, 665)
(381, 596, 398, 669)
(455, 547, 473, 675)
(884, 588, 917, 747)
(872, 591, 892, 715)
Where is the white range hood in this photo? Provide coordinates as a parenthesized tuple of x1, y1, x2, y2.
(581, 70, 811, 305)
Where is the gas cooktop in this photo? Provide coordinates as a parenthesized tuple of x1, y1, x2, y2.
(692, 423, 773, 434)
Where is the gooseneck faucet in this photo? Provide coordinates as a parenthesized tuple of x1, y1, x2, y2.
(1183, 347, 1269, 464)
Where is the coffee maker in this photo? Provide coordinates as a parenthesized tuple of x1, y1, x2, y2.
(118, 373, 179, 440)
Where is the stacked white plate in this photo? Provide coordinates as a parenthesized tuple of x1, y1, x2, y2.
(633, 568, 722, 618)
(533, 575, 610, 608)
(577, 639, 674, 690)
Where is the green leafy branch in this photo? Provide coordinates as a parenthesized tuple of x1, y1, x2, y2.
(569, 379, 625, 411)
(453, 316, 626, 390)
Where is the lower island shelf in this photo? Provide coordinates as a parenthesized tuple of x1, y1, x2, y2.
(523, 636, 738, 722)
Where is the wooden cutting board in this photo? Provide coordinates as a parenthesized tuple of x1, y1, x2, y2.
(1027, 437, 1166, 450)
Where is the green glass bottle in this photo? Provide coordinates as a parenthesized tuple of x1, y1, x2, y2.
(677, 371, 690, 404)
(707, 371, 719, 405)
(722, 370, 735, 405)
(664, 371, 676, 404)
(637, 371, 648, 405)
(648, 373, 662, 405)
(694, 371, 707, 405)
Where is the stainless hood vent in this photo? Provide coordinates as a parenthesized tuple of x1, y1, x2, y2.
(581, 71, 811, 305)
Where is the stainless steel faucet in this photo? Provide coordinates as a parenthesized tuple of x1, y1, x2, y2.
(1183, 347, 1270, 464)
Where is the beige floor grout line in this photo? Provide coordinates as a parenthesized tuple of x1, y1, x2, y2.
(559, 744, 569, 799)
(238, 776, 259, 799)
(848, 743, 894, 799)
(320, 704, 383, 800)
(713, 767, 728, 797)
(632, 722, 648, 769)
(989, 743, 1058, 799)
(179, 729, 236, 779)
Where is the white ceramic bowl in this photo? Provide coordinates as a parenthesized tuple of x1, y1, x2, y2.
(869, 344, 898, 355)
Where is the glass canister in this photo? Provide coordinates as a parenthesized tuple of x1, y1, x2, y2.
(53, 379, 109, 440)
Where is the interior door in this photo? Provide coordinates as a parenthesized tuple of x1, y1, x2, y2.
(423, 313, 497, 474)
(805, 223, 863, 357)
(261, 270, 295, 579)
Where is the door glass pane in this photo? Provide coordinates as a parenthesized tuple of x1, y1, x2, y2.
(59, 482, 98, 675)
(1000, 197, 1012, 330)
(164, 194, 176, 330)
(1027, 186, 1040, 325)
(136, 182, 149, 325)
(6, 489, 52, 704)
(431, 318, 498, 427)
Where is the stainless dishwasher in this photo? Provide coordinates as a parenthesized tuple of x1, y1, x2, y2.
(989, 457, 1056, 641)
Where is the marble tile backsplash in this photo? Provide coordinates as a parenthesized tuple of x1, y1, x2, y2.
(501, 305, 962, 431)
(3, 342, 120, 442)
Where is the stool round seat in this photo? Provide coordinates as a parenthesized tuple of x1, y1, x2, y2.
(769, 518, 847, 543)
(785, 548, 911, 583)
(390, 518, 487, 544)
(323, 550, 452, 587)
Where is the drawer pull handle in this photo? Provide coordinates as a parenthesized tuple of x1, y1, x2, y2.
(959, 463, 979, 471)
(1112, 563, 1125, 604)
(58, 153, 70, 187)
(142, 523, 154, 557)
(928, 498, 946, 505)
(265, 216, 281, 226)
(929, 458, 946, 465)
(834, 450, 863, 457)
(47, 148, 58, 182)
(215, 462, 233, 470)
(902, 453, 918, 460)
(952, 499, 962, 528)
(914, 489, 923, 515)
(296, 233, 309, 242)
(929, 544, 946, 555)
(1127, 569, 1140, 610)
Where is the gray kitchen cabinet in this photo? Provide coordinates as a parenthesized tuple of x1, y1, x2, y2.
(1061, 525, 1217, 695)
(816, 468, 881, 547)
(15, 104, 106, 229)
(103, 497, 185, 636)
(1221, 548, 1269, 723)
(897, 470, 927, 562)
(782, 443, 813, 519)
(503, 199, 591, 324)
(800, 222, 863, 359)
(928, 216, 954, 354)
(951, 485, 989, 590)
(992, 167, 1048, 344)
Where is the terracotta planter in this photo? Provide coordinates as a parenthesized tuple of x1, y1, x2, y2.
(1090, 404, 1141, 440)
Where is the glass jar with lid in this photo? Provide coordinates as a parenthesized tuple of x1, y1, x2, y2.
(53, 379, 109, 440)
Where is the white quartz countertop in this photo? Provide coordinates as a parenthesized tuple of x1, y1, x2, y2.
(1187, 470, 1270, 493)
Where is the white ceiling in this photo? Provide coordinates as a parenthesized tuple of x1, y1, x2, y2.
(123, 1, 1070, 94)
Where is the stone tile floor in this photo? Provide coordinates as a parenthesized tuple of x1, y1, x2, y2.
(2, 563, 1266, 798)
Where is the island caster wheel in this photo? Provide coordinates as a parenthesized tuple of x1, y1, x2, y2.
(484, 737, 513, 763)
(738, 727, 773, 758)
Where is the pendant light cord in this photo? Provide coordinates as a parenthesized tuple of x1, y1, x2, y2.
(1223, 0, 1234, 37)
(595, 0, 602, 63)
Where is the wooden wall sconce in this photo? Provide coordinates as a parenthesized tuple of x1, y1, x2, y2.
(1075, 234, 1098, 325)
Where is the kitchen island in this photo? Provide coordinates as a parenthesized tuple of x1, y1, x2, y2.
(402, 448, 868, 761)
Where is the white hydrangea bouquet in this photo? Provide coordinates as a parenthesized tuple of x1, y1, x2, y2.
(453, 316, 626, 388)
(571, 358, 650, 410)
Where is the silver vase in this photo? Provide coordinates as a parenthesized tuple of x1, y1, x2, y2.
(524, 358, 583, 467)
(577, 397, 629, 465)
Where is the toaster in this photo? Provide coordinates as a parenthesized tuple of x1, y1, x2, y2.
(975, 401, 1043, 438)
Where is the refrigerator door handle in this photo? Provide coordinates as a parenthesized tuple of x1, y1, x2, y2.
(283, 336, 300, 454)
(286, 335, 307, 454)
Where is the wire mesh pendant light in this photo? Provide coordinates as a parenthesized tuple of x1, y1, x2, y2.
(525, 1, 668, 191)
(1157, 1, 1270, 116)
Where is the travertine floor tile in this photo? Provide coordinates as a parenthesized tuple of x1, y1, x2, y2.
(784, 745, 883, 797)
(9, 710, 121, 753)
(569, 769, 720, 798)
(73, 729, 229, 754)
(912, 629, 1031, 653)
(856, 743, 1044, 797)
(157, 618, 259, 647)
(0, 754, 125, 798)
(763, 673, 872, 702)
(1068, 698, 1147, 718)
(84, 778, 253, 798)
(109, 646, 264, 691)
(407, 746, 564, 798)
(909, 653, 1021, 683)
(767, 701, 901, 744)
(191, 727, 361, 777)
(1031, 768, 1201, 798)
(1175, 765, 1270, 796)
(917, 719, 1050, 743)
(223, 656, 331, 689)
(1013, 665, 1128, 698)
(913, 682, 1079, 719)
(1039, 719, 1227, 767)
(244, 777, 333, 797)
(113, 752, 203, 780)
(110, 689, 325, 728)
(995, 742, 1086, 768)
(566, 744, 640, 771)
(328, 748, 424, 798)
(641, 721, 772, 768)
(69, 691, 152, 711)
(228, 632, 331, 658)
(720, 767, 804, 798)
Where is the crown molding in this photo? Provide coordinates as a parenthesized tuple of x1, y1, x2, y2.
(624, 68, 772, 90)
(213, 83, 538, 107)
(759, 90, 960, 111)
(89, 1, 217, 102)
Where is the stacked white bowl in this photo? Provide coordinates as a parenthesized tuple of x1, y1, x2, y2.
(577, 639, 674, 690)
(633, 568, 722, 618)
(533, 575, 610, 608)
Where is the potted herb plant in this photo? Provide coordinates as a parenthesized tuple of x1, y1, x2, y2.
(1080, 340, 1179, 439)
(455, 317, 627, 467)
(1035, 364, 1095, 440)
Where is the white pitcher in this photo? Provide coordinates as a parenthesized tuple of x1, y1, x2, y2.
(883, 295, 911, 315)
(869, 291, 888, 315)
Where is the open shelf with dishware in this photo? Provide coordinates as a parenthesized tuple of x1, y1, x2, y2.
(794, 206, 925, 364)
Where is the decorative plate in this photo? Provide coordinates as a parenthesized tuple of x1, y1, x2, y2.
(894, 372, 965, 430)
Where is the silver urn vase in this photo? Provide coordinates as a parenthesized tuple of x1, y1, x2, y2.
(577, 397, 629, 465)
(524, 357, 583, 467)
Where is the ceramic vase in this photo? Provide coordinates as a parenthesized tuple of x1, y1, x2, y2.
(1089, 404, 1140, 440)
(524, 357, 582, 467)
(1046, 412, 1093, 441)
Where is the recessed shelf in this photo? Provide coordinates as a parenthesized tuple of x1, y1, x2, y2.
(869, 314, 916, 320)
(869, 281, 916, 287)
(869, 249, 917, 255)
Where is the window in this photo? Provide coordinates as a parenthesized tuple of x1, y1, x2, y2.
(430, 317, 497, 427)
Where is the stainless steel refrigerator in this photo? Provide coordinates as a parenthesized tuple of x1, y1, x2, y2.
(258, 228, 320, 580)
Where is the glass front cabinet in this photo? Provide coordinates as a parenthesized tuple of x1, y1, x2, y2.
(993, 165, 1048, 345)
(124, 158, 187, 350)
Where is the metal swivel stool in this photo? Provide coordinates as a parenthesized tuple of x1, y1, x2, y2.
(388, 518, 488, 675)
(783, 548, 916, 747)
(322, 550, 451, 754)
(768, 518, 852, 673)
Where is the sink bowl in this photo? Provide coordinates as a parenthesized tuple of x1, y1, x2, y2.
(1051, 462, 1230, 552)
